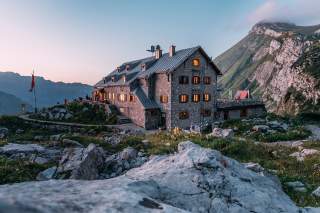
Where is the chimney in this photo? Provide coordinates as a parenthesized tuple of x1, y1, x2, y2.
(169, 45, 176, 57)
(155, 45, 162, 59)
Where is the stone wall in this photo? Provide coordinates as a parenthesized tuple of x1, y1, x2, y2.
(103, 86, 145, 128)
(170, 50, 218, 129)
(216, 105, 266, 121)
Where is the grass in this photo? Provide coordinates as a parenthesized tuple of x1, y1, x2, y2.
(0, 156, 53, 184)
(250, 127, 311, 142)
(31, 102, 118, 125)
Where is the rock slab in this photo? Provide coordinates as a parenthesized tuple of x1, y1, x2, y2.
(0, 141, 318, 213)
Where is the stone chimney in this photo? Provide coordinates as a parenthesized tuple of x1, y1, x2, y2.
(155, 45, 162, 59)
(169, 45, 176, 57)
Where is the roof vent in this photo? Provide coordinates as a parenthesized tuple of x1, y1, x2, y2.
(155, 45, 162, 59)
(169, 45, 176, 57)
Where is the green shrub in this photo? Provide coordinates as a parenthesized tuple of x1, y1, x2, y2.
(0, 157, 53, 184)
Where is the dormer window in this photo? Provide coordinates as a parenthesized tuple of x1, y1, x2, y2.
(111, 76, 115, 82)
(117, 67, 121, 72)
(122, 75, 126, 83)
(141, 63, 146, 71)
(125, 65, 130, 71)
(192, 58, 200, 67)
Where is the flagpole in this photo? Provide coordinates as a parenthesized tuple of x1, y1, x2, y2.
(33, 70, 38, 113)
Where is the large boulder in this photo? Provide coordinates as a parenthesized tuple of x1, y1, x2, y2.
(0, 141, 317, 212)
(56, 143, 105, 180)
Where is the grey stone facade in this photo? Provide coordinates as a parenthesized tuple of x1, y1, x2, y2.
(93, 46, 222, 130)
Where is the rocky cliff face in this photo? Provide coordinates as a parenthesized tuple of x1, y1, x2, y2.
(215, 22, 320, 115)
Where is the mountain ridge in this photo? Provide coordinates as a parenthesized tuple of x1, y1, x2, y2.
(215, 22, 320, 115)
(0, 71, 93, 109)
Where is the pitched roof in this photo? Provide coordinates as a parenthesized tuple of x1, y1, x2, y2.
(94, 46, 222, 88)
(133, 87, 159, 109)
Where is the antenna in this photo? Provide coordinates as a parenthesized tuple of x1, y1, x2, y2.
(146, 45, 155, 53)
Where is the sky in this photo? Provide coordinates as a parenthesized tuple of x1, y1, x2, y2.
(0, 0, 319, 85)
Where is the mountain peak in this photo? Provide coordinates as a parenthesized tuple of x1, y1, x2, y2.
(251, 22, 320, 36)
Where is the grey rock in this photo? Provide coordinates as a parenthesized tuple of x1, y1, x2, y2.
(29, 154, 49, 165)
(252, 125, 270, 133)
(243, 162, 264, 173)
(50, 134, 62, 141)
(119, 147, 138, 161)
(15, 129, 24, 134)
(290, 149, 320, 161)
(208, 128, 234, 138)
(0, 143, 45, 155)
(286, 181, 307, 192)
(312, 187, 320, 197)
(0, 127, 8, 139)
(56, 143, 105, 180)
(62, 139, 84, 148)
(36, 167, 57, 181)
(0, 141, 315, 213)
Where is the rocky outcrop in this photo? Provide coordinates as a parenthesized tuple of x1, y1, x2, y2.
(0, 141, 317, 213)
(216, 22, 320, 115)
(56, 143, 105, 180)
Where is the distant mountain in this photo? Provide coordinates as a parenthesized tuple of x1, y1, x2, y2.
(0, 91, 32, 115)
(215, 22, 320, 115)
(0, 72, 92, 108)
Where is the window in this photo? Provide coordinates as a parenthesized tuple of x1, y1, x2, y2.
(201, 109, 211, 117)
(179, 76, 189, 84)
(192, 94, 200, 102)
(118, 93, 127, 102)
(179, 94, 188, 103)
(179, 111, 189, 119)
(111, 76, 115, 82)
(192, 58, 200, 67)
(160, 95, 168, 103)
(112, 93, 115, 100)
(240, 109, 248, 117)
(119, 107, 125, 113)
(203, 76, 211, 84)
(129, 95, 135, 102)
(192, 76, 200, 84)
(203, 93, 211, 102)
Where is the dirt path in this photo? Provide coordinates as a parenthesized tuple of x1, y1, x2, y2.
(18, 114, 144, 131)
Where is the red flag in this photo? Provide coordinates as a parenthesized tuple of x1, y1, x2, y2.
(29, 72, 35, 92)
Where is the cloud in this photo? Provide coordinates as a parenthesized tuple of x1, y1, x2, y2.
(248, 0, 320, 25)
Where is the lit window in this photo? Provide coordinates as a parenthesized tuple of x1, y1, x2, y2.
(160, 95, 168, 103)
(192, 76, 200, 84)
(112, 93, 115, 100)
(118, 94, 127, 102)
(201, 109, 211, 117)
(179, 76, 189, 84)
(203, 93, 211, 102)
(179, 111, 189, 119)
(204, 76, 211, 84)
(192, 58, 200, 67)
(108, 92, 112, 100)
(192, 94, 200, 102)
(179, 94, 188, 103)
(129, 95, 135, 102)
(119, 107, 125, 113)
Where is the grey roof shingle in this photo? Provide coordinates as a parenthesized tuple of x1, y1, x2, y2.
(94, 46, 221, 88)
(133, 87, 159, 109)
